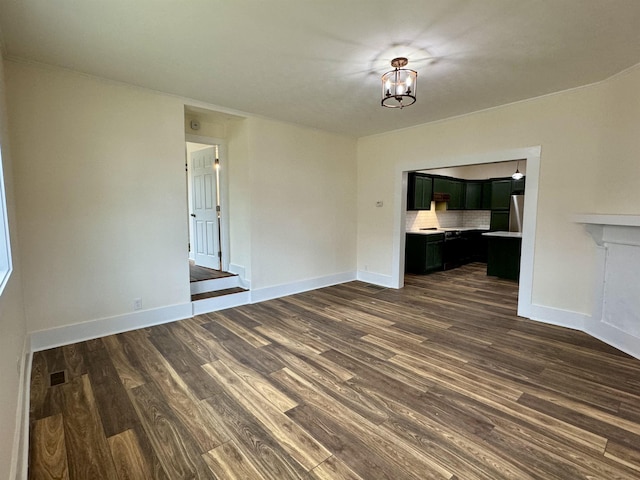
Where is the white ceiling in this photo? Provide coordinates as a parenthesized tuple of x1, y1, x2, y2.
(2, 1, 640, 137)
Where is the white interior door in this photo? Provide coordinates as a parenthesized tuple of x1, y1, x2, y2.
(190, 147, 219, 269)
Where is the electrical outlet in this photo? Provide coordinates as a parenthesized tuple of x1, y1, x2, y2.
(134, 298, 142, 311)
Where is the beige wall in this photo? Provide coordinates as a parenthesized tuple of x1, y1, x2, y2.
(226, 119, 252, 280)
(425, 159, 526, 179)
(5, 60, 358, 333)
(357, 67, 640, 316)
(6, 62, 191, 332)
(0, 53, 28, 478)
(247, 117, 357, 289)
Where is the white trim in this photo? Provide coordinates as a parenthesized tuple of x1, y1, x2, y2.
(10, 337, 30, 480)
(573, 213, 640, 227)
(190, 275, 240, 295)
(250, 271, 356, 304)
(228, 263, 250, 289)
(356, 270, 395, 288)
(524, 303, 587, 331)
(29, 303, 192, 352)
(0, 147, 12, 296)
(392, 146, 542, 321)
(585, 320, 640, 360)
(192, 290, 250, 316)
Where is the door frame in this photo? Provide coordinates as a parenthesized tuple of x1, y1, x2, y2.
(185, 134, 230, 272)
(393, 146, 541, 320)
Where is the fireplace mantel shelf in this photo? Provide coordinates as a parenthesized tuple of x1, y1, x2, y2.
(573, 214, 640, 227)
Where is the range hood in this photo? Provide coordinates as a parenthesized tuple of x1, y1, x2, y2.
(433, 192, 451, 202)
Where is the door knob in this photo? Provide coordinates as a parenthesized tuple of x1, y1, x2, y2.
(190, 214, 196, 217)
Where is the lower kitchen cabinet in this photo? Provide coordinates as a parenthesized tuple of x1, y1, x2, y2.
(462, 230, 488, 263)
(486, 236, 522, 280)
(490, 210, 510, 231)
(405, 233, 444, 274)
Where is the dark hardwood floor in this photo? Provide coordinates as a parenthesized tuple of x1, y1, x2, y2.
(190, 263, 236, 282)
(29, 263, 640, 479)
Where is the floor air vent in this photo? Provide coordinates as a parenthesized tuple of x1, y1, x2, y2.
(50, 371, 66, 386)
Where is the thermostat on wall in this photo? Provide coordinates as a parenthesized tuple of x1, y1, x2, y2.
(190, 119, 201, 130)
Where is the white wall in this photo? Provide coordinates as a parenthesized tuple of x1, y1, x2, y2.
(357, 66, 640, 318)
(0, 53, 28, 479)
(247, 118, 356, 288)
(5, 60, 358, 335)
(425, 159, 526, 179)
(247, 117, 357, 291)
(226, 119, 252, 282)
(6, 61, 191, 333)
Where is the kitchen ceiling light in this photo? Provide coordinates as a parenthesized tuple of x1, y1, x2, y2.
(512, 161, 524, 180)
(381, 57, 417, 109)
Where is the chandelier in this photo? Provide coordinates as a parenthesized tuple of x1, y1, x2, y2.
(381, 57, 417, 109)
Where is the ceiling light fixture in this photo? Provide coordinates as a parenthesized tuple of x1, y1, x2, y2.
(381, 57, 417, 109)
(512, 161, 524, 180)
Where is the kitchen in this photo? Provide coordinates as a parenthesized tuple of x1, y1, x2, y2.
(405, 160, 525, 281)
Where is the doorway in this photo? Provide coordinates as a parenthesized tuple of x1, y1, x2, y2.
(393, 146, 541, 319)
(185, 135, 230, 276)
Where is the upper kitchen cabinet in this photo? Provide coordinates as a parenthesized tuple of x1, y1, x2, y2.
(407, 173, 432, 210)
(481, 180, 492, 209)
(433, 177, 464, 210)
(511, 176, 526, 194)
(464, 181, 483, 210)
(490, 179, 512, 210)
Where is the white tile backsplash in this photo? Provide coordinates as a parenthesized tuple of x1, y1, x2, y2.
(405, 207, 438, 231)
(463, 210, 491, 228)
(406, 206, 491, 231)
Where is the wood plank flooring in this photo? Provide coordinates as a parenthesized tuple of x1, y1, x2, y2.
(190, 264, 236, 282)
(29, 263, 640, 479)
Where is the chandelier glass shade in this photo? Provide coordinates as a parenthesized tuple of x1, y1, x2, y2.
(381, 57, 417, 109)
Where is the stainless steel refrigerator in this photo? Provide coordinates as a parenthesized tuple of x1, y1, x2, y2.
(509, 195, 525, 232)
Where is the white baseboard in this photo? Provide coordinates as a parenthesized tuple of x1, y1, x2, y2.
(520, 303, 587, 331)
(228, 263, 250, 290)
(10, 337, 30, 480)
(190, 275, 240, 295)
(585, 318, 640, 360)
(29, 303, 193, 352)
(192, 290, 251, 315)
(356, 270, 395, 288)
(250, 271, 356, 304)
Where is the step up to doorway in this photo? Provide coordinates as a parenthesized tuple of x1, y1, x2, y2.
(190, 274, 241, 295)
(192, 288, 250, 315)
(191, 287, 248, 301)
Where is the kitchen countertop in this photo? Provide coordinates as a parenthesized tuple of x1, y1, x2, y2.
(407, 226, 490, 235)
(482, 231, 523, 238)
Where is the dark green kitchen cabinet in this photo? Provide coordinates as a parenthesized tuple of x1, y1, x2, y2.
(433, 177, 464, 210)
(405, 233, 444, 274)
(464, 181, 483, 210)
(481, 180, 492, 209)
(490, 210, 510, 231)
(511, 176, 526, 194)
(490, 179, 512, 210)
(407, 173, 432, 210)
(486, 236, 522, 280)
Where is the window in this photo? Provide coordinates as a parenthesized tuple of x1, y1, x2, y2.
(0, 148, 12, 295)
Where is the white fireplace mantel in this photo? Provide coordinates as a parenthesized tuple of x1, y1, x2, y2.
(574, 214, 640, 359)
